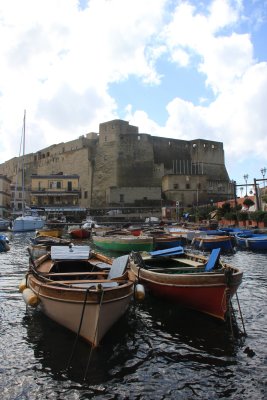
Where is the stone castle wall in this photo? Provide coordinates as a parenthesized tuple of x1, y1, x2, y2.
(0, 119, 230, 208)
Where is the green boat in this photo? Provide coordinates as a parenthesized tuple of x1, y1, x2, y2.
(92, 234, 154, 253)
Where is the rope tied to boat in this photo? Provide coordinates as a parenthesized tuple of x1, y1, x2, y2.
(224, 267, 233, 286)
(84, 285, 105, 381)
(67, 287, 90, 370)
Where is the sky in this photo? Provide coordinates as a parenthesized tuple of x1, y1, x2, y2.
(0, 0, 266, 196)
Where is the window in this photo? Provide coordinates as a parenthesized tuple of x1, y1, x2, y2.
(84, 191, 88, 199)
(186, 183, 190, 189)
(173, 184, 179, 189)
(120, 194, 124, 203)
(56, 181, 61, 189)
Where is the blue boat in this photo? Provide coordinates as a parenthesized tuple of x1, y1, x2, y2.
(192, 234, 234, 252)
(0, 234, 10, 252)
(235, 233, 267, 251)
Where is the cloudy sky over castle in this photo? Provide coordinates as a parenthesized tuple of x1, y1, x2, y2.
(0, 0, 266, 192)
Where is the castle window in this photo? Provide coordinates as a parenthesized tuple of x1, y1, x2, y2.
(120, 194, 124, 203)
(173, 184, 179, 189)
(84, 191, 88, 199)
(186, 183, 190, 189)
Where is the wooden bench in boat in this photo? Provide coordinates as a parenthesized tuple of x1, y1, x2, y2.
(46, 278, 128, 288)
(42, 271, 108, 277)
(171, 257, 204, 267)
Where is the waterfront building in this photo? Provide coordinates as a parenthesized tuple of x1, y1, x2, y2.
(0, 175, 11, 217)
(30, 173, 80, 209)
(0, 119, 233, 213)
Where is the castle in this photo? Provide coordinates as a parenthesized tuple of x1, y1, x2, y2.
(0, 119, 233, 213)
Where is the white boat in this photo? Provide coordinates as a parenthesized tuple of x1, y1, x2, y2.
(0, 218, 10, 231)
(12, 111, 45, 233)
(20, 245, 134, 346)
(12, 214, 45, 232)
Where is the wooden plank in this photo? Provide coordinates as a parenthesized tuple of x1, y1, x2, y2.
(51, 245, 90, 260)
(43, 271, 108, 277)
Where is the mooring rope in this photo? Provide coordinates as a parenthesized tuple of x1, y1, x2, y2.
(67, 288, 90, 370)
(83, 286, 105, 381)
(235, 291, 247, 336)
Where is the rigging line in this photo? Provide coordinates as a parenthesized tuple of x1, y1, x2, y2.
(67, 288, 90, 370)
(235, 291, 247, 336)
(83, 286, 105, 381)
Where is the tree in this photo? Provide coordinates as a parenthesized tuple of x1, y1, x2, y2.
(243, 198, 255, 210)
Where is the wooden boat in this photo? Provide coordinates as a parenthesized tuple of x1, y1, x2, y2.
(36, 228, 64, 238)
(0, 218, 10, 231)
(92, 234, 154, 253)
(20, 245, 134, 346)
(29, 236, 71, 259)
(129, 248, 243, 321)
(69, 227, 91, 239)
(0, 234, 10, 252)
(192, 234, 234, 252)
(235, 233, 267, 251)
(153, 234, 184, 250)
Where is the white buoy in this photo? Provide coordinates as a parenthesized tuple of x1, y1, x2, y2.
(135, 284, 145, 301)
(22, 288, 39, 307)
(19, 278, 27, 293)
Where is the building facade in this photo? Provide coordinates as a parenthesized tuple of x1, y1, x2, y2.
(0, 119, 232, 212)
(30, 173, 80, 208)
(0, 175, 11, 217)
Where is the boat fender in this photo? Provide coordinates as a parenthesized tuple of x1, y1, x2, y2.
(245, 239, 249, 249)
(199, 240, 203, 248)
(19, 277, 27, 293)
(191, 238, 195, 245)
(22, 288, 39, 307)
(134, 283, 145, 301)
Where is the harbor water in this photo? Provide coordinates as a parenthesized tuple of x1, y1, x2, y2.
(0, 232, 266, 399)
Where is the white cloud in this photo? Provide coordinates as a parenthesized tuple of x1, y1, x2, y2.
(0, 0, 266, 185)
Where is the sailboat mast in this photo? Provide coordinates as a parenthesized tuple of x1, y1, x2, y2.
(22, 110, 26, 216)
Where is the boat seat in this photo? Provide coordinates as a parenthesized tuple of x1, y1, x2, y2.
(204, 248, 221, 272)
(107, 255, 129, 280)
(69, 281, 119, 289)
(89, 261, 111, 270)
(69, 256, 130, 288)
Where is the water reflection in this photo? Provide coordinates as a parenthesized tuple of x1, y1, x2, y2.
(1, 233, 266, 399)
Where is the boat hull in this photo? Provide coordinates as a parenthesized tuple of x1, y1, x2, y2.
(28, 277, 133, 346)
(193, 235, 233, 252)
(235, 234, 267, 251)
(154, 235, 184, 250)
(92, 235, 154, 252)
(70, 228, 91, 239)
(13, 217, 45, 232)
(130, 253, 242, 321)
(36, 229, 63, 238)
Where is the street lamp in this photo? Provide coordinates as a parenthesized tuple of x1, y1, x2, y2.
(261, 167, 266, 187)
(243, 174, 248, 196)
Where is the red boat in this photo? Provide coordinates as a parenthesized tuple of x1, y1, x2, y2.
(69, 228, 91, 239)
(129, 248, 243, 321)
